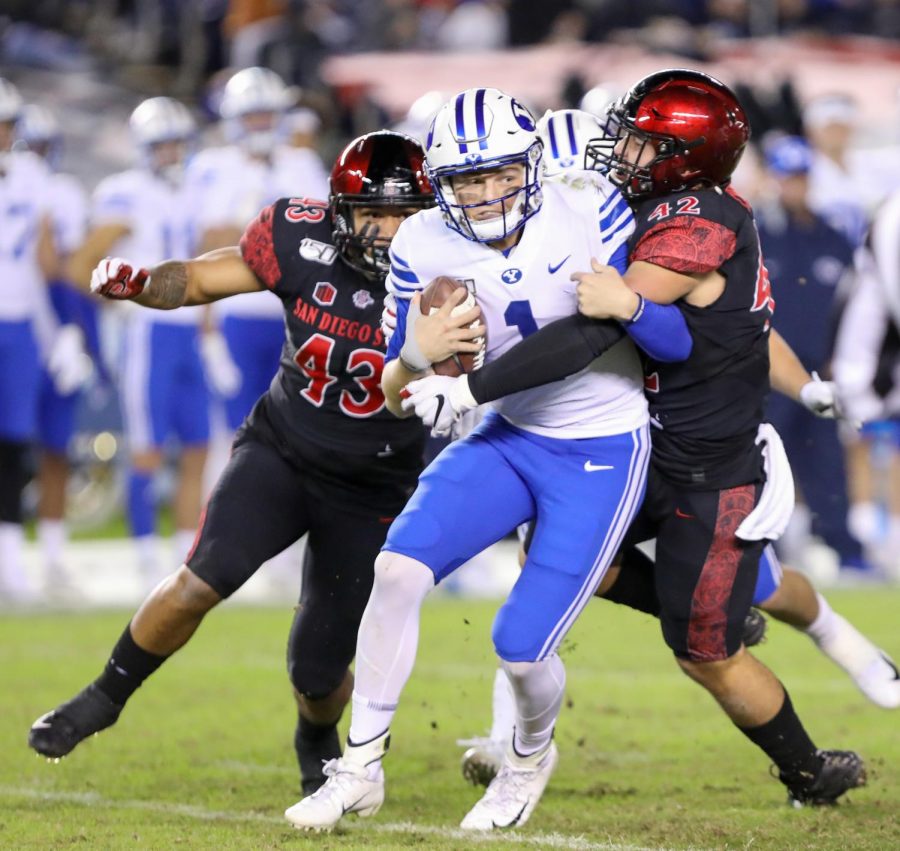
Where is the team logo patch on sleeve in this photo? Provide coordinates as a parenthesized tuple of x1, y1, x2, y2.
(352, 289, 374, 309)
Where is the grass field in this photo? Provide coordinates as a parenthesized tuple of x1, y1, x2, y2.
(2, 590, 898, 850)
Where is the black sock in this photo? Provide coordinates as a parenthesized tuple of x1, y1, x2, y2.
(295, 715, 341, 795)
(94, 624, 168, 706)
(737, 690, 821, 784)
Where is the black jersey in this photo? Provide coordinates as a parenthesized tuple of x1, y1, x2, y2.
(238, 196, 425, 485)
(629, 187, 772, 489)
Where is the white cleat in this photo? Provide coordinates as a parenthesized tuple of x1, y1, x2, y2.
(284, 757, 384, 832)
(852, 653, 900, 709)
(458, 737, 507, 787)
(460, 741, 558, 831)
(816, 614, 900, 709)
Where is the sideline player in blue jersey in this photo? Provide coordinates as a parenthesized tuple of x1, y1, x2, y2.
(285, 87, 696, 832)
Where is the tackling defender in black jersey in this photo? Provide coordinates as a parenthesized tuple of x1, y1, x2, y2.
(26, 131, 476, 795)
(405, 71, 867, 807)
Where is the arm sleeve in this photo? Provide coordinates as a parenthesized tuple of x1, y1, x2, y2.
(238, 203, 282, 291)
(623, 298, 693, 362)
(467, 314, 626, 404)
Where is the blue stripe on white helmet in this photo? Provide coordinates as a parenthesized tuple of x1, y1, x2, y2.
(536, 108, 610, 177)
(425, 88, 542, 243)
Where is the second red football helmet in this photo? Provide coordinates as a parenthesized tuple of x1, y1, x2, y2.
(329, 130, 434, 279)
(588, 69, 750, 200)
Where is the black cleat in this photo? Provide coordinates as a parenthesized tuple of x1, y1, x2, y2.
(742, 608, 767, 648)
(782, 750, 867, 807)
(28, 684, 123, 758)
(295, 719, 341, 796)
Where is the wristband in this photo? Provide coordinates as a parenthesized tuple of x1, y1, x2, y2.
(625, 294, 646, 325)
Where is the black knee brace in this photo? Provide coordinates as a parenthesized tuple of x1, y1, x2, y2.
(599, 546, 661, 617)
(0, 440, 32, 523)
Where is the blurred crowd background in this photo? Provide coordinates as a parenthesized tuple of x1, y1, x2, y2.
(1, 0, 899, 606)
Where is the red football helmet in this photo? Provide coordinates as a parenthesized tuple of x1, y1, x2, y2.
(587, 69, 750, 200)
(330, 130, 434, 279)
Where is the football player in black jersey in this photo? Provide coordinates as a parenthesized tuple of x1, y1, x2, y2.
(403, 71, 868, 807)
(26, 131, 478, 795)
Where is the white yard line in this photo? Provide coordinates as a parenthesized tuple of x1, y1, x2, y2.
(1, 785, 684, 850)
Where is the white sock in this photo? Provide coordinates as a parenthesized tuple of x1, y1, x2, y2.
(847, 501, 882, 547)
(503, 654, 566, 758)
(806, 592, 879, 677)
(0, 521, 32, 596)
(348, 552, 434, 746)
(172, 529, 196, 564)
(38, 519, 67, 574)
(488, 666, 516, 744)
(134, 534, 161, 578)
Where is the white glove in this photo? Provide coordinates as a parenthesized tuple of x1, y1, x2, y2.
(200, 331, 242, 398)
(799, 371, 846, 420)
(381, 292, 398, 345)
(47, 324, 93, 395)
(401, 374, 478, 437)
(90, 257, 150, 300)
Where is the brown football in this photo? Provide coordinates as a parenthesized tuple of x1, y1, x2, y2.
(418, 276, 486, 376)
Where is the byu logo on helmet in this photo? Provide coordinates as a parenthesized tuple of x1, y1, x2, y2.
(501, 268, 523, 284)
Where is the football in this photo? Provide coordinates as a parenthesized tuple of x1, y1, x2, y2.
(418, 276, 486, 376)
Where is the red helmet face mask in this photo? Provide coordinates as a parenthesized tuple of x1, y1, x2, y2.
(588, 69, 750, 201)
(330, 130, 434, 280)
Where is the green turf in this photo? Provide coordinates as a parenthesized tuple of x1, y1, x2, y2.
(2, 591, 898, 850)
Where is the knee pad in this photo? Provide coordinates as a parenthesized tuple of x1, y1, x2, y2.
(0, 441, 31, 523)
(372, 550, 434, 602)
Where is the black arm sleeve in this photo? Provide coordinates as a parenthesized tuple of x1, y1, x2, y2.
(467, 315, 626, 404)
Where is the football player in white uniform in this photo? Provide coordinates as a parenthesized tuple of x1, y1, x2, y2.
(17, 104, 95, 593)
(0, 79, 58, 603)
(285, 87, 697, 832)
(189, 67, 329, 474)
(69, 97, 208, 587)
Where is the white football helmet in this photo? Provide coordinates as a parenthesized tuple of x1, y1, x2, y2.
(579, 83, 620, 119)
(219, 66, 292, 156)
(16, 104, 62, 167)
(0, 77, 23, 123)
(424, 87, 542, 243)
(129, 97, 196, 180)
(537, 108, 612, 177)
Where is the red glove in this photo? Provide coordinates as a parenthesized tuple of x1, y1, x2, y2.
(90, 257, 150, 300)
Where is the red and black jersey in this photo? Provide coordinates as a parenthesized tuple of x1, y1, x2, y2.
(238, 196, 425, 488)
(629, 187, 773, 489)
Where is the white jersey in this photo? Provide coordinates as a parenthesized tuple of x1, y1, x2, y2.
(49, 172, 88, 258)
(388, 176, 647, 438)
(0, 151, 53, 321)
(188, 143, 329, 319)
(92, 168, 200, 325)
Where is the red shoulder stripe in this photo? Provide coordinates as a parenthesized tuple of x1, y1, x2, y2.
(239, 203, 281, 290)
(632, 216, 736, 275)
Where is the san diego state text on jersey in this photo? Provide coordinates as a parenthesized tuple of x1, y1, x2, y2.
(629, 187, 772, 488)
(239, 197, 424, 461)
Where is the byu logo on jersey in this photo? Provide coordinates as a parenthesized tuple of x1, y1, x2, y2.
(352, 289, 374, 309)
(501, 268, 523, 285)
(299, 238, 338, 265)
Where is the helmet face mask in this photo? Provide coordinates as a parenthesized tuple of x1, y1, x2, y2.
(588, 69, 750, 200)
(330, 130, 434, 280)
(424, 88, 543, 243)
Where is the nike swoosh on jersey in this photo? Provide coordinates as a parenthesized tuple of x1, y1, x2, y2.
(583, 461, 614, 472)
(547, 255, 571, 274)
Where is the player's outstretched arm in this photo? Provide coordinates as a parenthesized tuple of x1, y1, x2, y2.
(90, 247, 264, 310)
